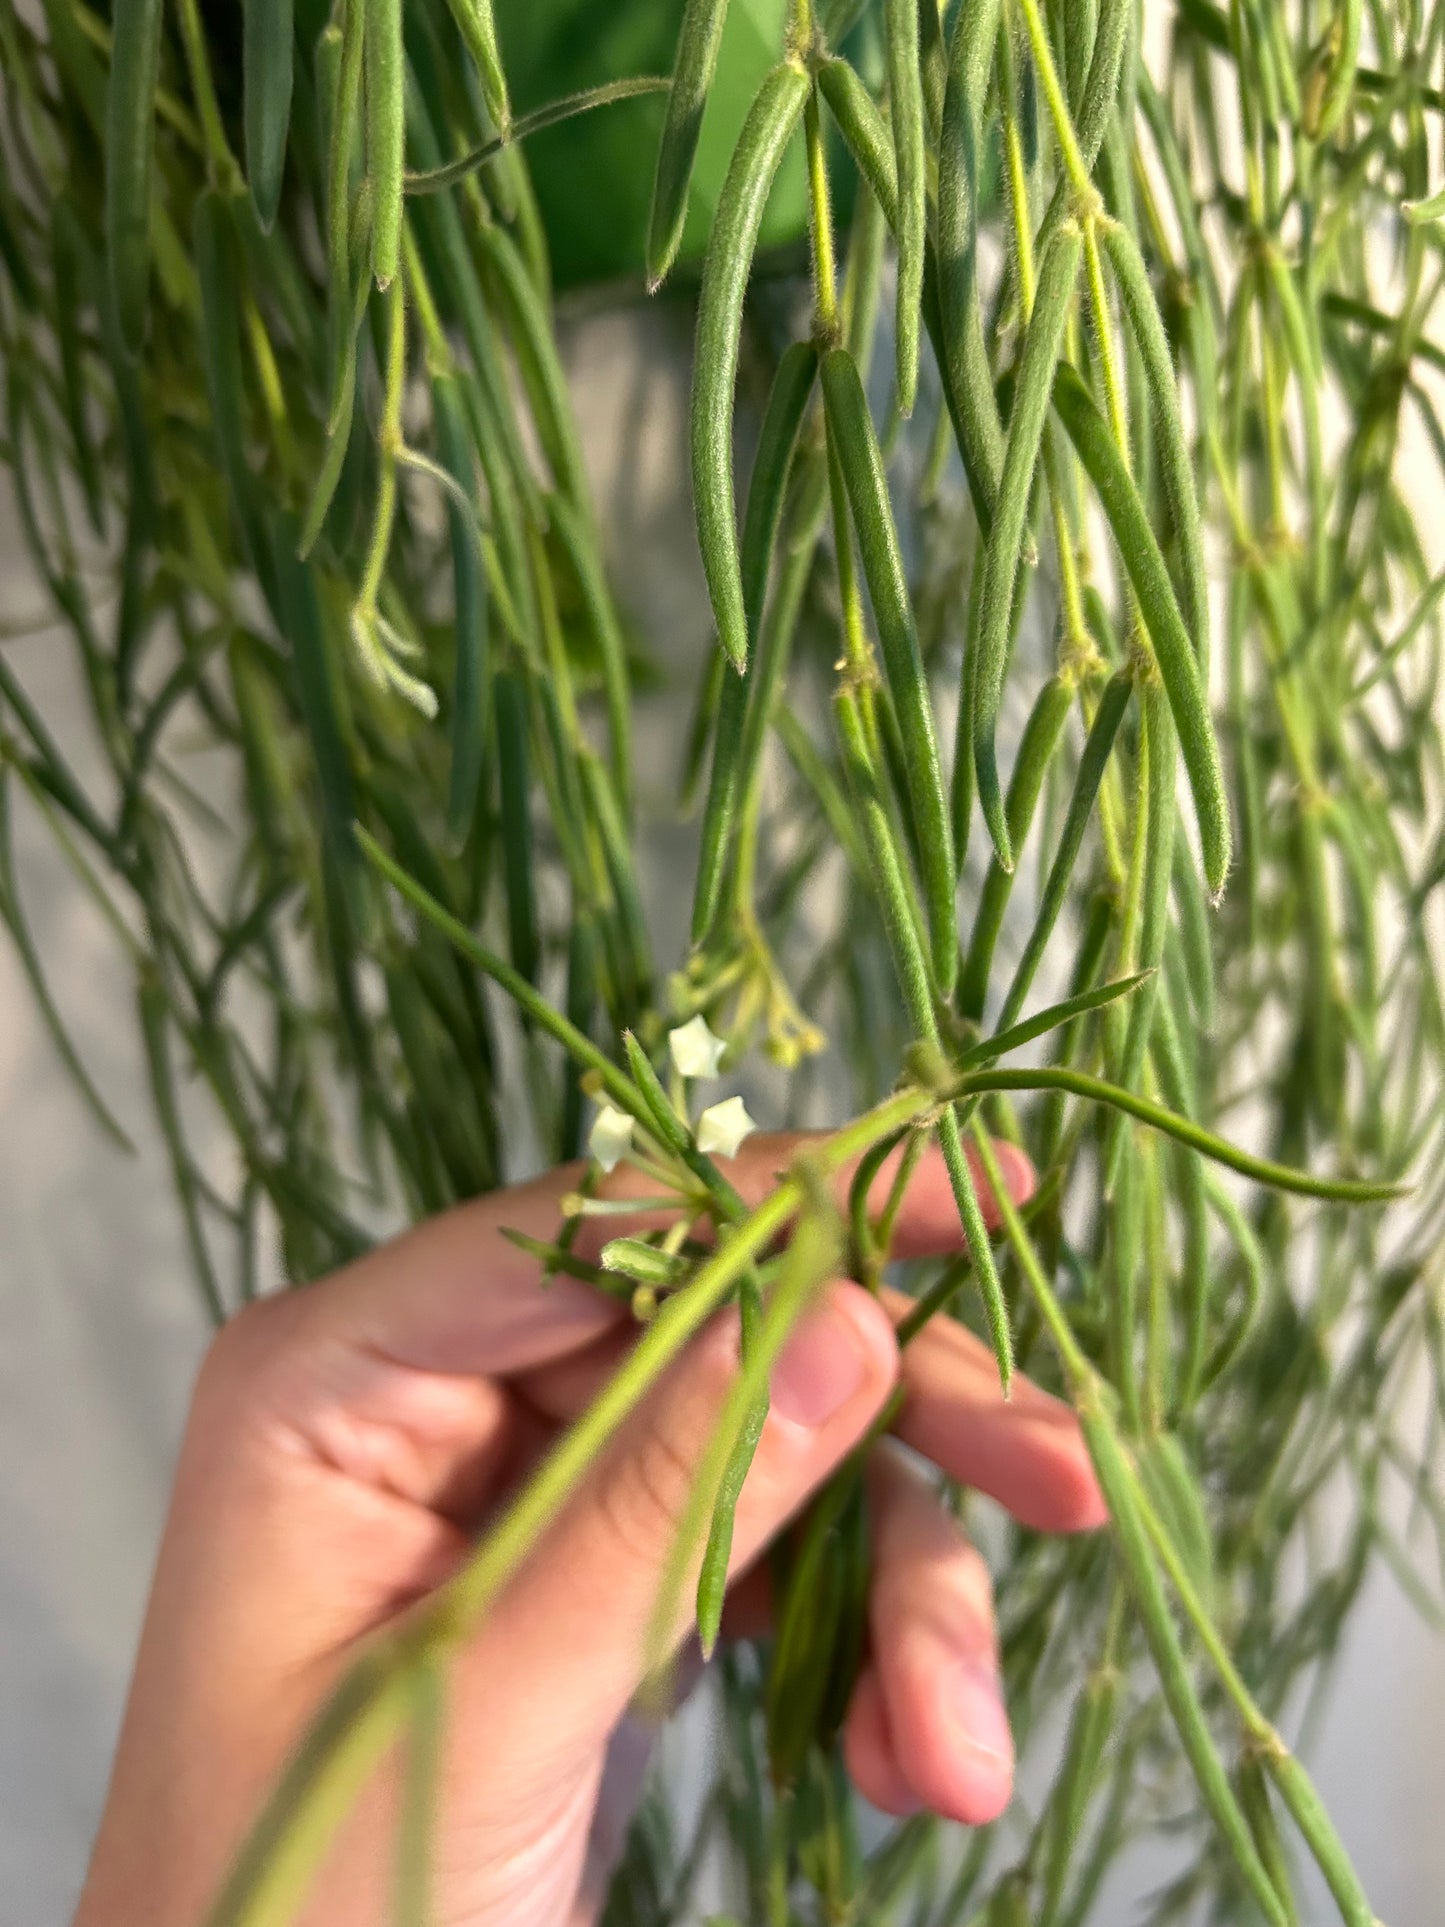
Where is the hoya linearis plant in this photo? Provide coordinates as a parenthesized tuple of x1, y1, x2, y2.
(0, 0, 1443, 1915)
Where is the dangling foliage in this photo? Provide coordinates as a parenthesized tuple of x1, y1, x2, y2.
(1, 0, 1442, 1919)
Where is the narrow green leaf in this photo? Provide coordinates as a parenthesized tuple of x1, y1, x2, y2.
(1404, 182, 1445, 226)
(364, 0, 404, 286)
(440, 0, 510, 132)
(50, 198, 104, 534)
(939, 1107, 1014, 1390)
(1170, 830, 1215, 1028)
(478, 221, 590, 513)
(243, 0, 294, 230)
(1105, 678, 1177, 1191)
(0, 779, 133, 1152)
(691, 60, 809, 672)
(622, 1030, 694, 1157)
(959, 673, 1072, 1018)
(648, 0, 731, 287)
(1310, 0, 1362, 141)
(138, 976, 225, 1324)
(958, 971, 1154, 1069)
(817, 56, 898, 225)
(1102, 221, 1209, 655)
(1076, 1405, 1293, 1927)
(822, 346, 958, 995)
(104, 0, 165, 349)
(1074, 0, 1132, 171)
(695, 1275, 770, 1657)
(646, 1193, 841, 1676)
(499, 1226, 613, 1291)
(493, 667, 540, 988)
(692, 340, 816, 943)
(434, 373, 490, 844)
(550, 491, 633, 816)
(194, 191, 264, 571)
(973, 225, 1082, 870)
(937, 0, 1006, 525)
(357, 823, 642, 1115)
(271, 528, 356, 872)
(1052, 364, 1232, 898)
(884, 0, 927, 415)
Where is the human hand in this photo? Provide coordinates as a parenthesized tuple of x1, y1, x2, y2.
(74, 1134, 1106, 1927)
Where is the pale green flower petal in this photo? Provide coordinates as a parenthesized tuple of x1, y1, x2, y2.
(696, 1094, 757, 1160)
(588, 1103, 635, 1173)
(668, 1013, 727, 1079)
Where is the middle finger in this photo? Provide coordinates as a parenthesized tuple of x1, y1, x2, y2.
(846, 1443, 1013, 1824)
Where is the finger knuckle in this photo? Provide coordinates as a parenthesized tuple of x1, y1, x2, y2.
(947, 1539, 998, 1644)
(953, 1535, 990, 1592)
(192, 1293, 294, 1417)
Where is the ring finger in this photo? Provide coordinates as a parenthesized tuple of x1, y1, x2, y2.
(845, 1443, 1013, 1825)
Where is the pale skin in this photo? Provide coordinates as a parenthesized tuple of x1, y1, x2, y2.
(74, 1133, 1107, 1927)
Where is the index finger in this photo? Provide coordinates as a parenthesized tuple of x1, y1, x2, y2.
(888, 1285, 1108, 1533)
(295, 1130, 1034, 1381)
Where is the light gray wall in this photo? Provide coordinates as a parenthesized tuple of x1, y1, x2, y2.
(2, 304, 1442, 1927)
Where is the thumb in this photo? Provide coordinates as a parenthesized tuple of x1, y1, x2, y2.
(452, 1281, 898, 1773)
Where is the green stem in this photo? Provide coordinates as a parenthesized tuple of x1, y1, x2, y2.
(957, 1067, 1403, 1201)
(173, 0, 240, 184)
(804, 88, 841, 340)
(1013, 0, 1094, 200)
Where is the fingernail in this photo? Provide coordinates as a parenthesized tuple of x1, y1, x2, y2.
(950, 1659, 1014, 1776)
(770, 1296, 871, 1429)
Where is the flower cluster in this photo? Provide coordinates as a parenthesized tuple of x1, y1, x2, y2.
(587, 1017, 758, 1173)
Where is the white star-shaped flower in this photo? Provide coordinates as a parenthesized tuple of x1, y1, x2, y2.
(696, 1095, 758, 1160)
(587, 1103, 635, 1173)
(668, 1014, 726, 1080)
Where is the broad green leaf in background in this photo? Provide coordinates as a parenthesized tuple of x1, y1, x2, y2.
(498, 0, 804, 288)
